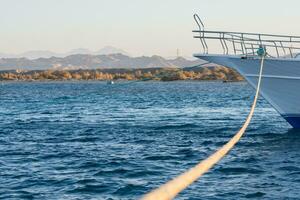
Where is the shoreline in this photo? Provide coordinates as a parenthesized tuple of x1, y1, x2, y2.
(0, 67, 244, 82)
(0, 79, 245, 83)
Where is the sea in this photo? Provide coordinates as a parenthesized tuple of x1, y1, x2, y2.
(0, 81, 299, 200)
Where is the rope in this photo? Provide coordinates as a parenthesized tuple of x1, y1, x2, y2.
(141, 55, 266, 200)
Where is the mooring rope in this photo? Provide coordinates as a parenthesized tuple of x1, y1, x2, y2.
(141, 54, 266, 200)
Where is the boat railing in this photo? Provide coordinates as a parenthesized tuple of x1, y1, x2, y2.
(193, 14, 300, 58)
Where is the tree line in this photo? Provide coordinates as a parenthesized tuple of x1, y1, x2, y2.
(0, 67, 244, 82)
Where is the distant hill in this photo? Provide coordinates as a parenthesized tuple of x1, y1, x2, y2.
(66, 48, 92, 56)
(19, 51, 62, 60)
(95, 46, 129, 56)
(0, 54, 205, 71)
(0, 46, 130, 59)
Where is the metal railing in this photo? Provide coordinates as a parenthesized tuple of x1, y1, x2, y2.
(193, 14, 300, 58)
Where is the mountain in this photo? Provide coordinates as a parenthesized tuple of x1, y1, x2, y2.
(0, 46, 129, 59)
(0, 51, 60, 59)
(0, 54, 206, 71)
(0, 53, 15, 58)
(66, 48, 92, 55)
(19, 50, 61, 59)
(95, 46, 129, 56)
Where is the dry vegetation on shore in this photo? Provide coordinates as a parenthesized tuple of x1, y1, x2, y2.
(0, 66, 244, 82)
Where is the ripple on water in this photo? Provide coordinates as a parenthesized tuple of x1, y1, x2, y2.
(0, 81, 298, 199)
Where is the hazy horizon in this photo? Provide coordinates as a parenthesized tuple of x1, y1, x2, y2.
(1, 0, 300, 57)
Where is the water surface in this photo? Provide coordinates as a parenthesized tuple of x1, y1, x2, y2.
(0, 81, 299, 199)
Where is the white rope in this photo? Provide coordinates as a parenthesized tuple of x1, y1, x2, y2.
(141, 56, 266, 200)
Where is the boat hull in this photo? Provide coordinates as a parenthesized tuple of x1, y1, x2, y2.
(194, 54, 300, 128)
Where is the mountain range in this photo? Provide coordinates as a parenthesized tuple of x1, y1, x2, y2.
(0, 46, 130, 60)
(0, 53, 206, 71)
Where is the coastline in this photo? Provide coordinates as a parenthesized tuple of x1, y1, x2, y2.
(0, 66, 244, 82)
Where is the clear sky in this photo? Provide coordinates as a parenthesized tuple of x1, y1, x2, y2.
(0, 0, 300, 57)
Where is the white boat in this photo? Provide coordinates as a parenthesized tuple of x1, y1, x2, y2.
(193, 14, 300, 128)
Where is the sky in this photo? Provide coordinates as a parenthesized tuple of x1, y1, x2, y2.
(0, 0, 300, 57)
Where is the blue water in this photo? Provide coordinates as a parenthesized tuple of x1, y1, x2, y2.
(0, 81, 299, 200)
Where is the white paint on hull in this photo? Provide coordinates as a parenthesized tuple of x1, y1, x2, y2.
(194, 54, 300, 123)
